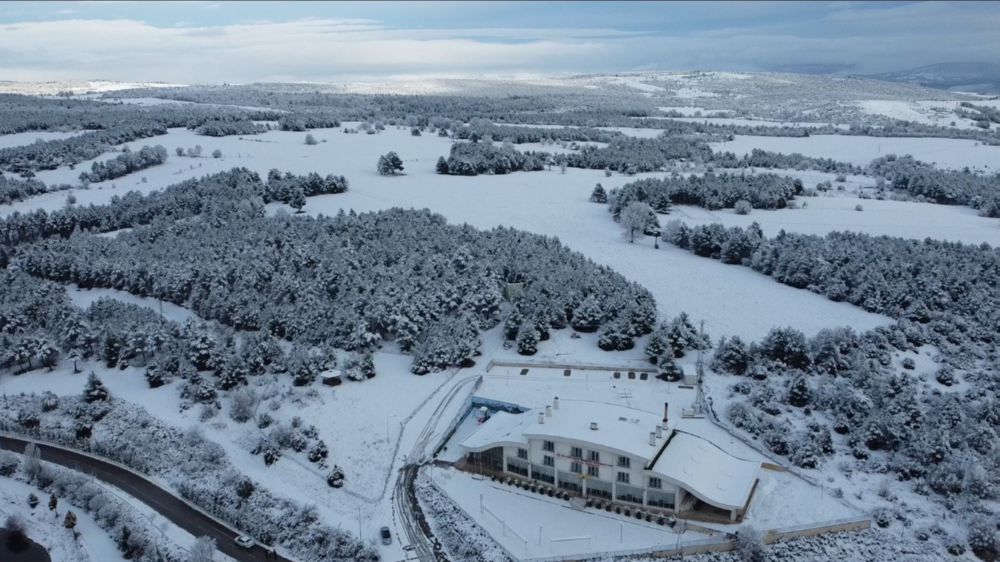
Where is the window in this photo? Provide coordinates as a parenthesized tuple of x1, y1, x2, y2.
(588, 450, 600, 463)
(543, 455, 554, 467)
(617, 456, 631, 468)
(616, 472, 630, 484)
(571, 447, 583, 459)
(543, 440, 554, 452)
(648, 477, 662, 489)
(517, 448, 528, 460)
(571, 462, 582, 474)
(587, 465, 600, 477)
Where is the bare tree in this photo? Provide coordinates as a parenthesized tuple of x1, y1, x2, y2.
(618, 201, 655, 244)
(734, 526, 766, 562)
(188, 536, 216, 562)
(21, 443, 42, 482)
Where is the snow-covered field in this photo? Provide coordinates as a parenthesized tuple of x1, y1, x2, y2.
(857, 99, 1000, 130)
(0, 130, 88, 150)
(66, 285, 201, 324)
(672, 195, 1000, 247)
(2, 125, 894, 340)
(711, 134, 1000, 171)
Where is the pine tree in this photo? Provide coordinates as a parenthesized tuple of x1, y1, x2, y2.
(589, 183, 607, 203)
(598, 320, 634, 351)
(644, 327, 668, 364)
(787, 375, 811, 407)
(358, 353, 376, 379)
(145, 365, 165, 388)
(377, 152, 404, 176)
(326, 465, 345, 487)
(308, 440, 328, 463)
(666, 313, 701, 358)
(103, 334, 121, 368)
(289, 188, 306, 213)
(759, 327, 811, 369)
(83, 372, 109, 403)
(28, 493, 38, 508)
(658, 353, 682, 381)
(48, 494, 57, 511)
(63, 510, 77, 529)
(570, 295, 603, 332)
(436, 156, 449, 174)
(516, 323, 539, 356)
(711, 336, 751, 375)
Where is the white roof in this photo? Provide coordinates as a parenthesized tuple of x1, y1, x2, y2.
(460, 411, 531, 451)
(651, 432, 760, 511)
(459, 398, 761, 513)
(522, 400, 670, 460)
(462, 399, 671, 461)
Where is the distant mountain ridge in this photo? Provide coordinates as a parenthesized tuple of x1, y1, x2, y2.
(866, 62, 1000, 94)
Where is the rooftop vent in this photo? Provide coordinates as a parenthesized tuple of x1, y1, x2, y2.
(553, 396, 559, 410)
(545, 405, 552, 417)
(649, 432, 656, 446)
(590, 422, 598, 431)
(538, 412, 545, 425)
(655, 425, 663, 439)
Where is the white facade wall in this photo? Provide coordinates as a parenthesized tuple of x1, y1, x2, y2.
(501, 437, 679, 504)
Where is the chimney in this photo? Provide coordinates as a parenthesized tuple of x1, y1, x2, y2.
(649, 432, 656, 446)
(538, 412, 545, 424)
(553, 396, 560, 410)
(590, 422, 598, 431)
(663, 402, 669, 425)
(545, 405, 552, 417)
(655, 425, 663, 439)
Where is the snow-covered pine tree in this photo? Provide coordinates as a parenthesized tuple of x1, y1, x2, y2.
(515, 322, 540, 356)
(83, 372, 109, 403)
(711, 336, 751, 375)
(657, 353, 682, 381)
(589, 183, 607, 203)
(644, 326, 668, 364)
(570, 295, 603, 332)
(435, 156, 449, 174)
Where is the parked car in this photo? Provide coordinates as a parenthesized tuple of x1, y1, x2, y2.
(234, 535, 255, 549)
(380, 526, 392, 545)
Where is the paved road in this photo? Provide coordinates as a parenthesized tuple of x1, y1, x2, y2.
(0, 435, 289, 562)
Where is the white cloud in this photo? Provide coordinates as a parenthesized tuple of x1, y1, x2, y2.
(0, 4, 997, 83)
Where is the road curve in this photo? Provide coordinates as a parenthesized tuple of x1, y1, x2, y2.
(0, 434, 291, 562)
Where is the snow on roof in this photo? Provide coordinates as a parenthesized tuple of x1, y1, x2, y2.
(460, 411, 531, 451)
(651, 432, 760, 511)
(460, 398, 762, 512)
(522, 400, 670, 460)
(462, 399, 671, 461)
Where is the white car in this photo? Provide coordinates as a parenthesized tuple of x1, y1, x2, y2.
(234, 535, 255, 549)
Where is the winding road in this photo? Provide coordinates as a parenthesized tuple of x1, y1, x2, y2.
(0, 434, 290, 562)
(391, 373, 482, 562)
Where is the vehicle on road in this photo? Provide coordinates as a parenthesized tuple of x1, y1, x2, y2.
(380, 526, 392, 545)
(235, 535, 255, 549)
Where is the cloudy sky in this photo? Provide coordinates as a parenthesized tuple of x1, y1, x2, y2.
(0, 1, 997, 84)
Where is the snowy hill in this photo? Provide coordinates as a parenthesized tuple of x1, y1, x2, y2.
(867, 62, 1000, 94)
